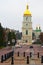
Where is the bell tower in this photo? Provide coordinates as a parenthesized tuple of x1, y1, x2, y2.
(22, 4, 32, 45)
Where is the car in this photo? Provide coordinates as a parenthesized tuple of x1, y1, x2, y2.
(15, 44, 22, 48)
(29, 46, 33, 48)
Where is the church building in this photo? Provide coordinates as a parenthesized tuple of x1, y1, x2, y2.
(22, 4, 32, 45)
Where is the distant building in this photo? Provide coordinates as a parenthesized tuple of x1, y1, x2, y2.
(33, 25, 41, 39)
(22, 4, 32, 45)
(21, 4, 42, 45)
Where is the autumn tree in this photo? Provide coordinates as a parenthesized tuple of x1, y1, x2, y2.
(39, 32, 43, 43)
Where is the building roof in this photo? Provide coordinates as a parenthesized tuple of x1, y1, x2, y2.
(23, 4, 31, 16)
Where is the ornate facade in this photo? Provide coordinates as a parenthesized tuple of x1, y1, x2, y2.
(22, 5, 32, 45)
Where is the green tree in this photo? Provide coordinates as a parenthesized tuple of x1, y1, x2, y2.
(0, 23, 4, 47)
(8, 31, 16, 46)
(39, 33, 43, 43)
(32, 32, 36, 40)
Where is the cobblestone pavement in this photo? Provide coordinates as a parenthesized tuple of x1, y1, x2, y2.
(0, 58, 42, 65)
(0, 44, 43, 65)
(0, 55, 42, 65)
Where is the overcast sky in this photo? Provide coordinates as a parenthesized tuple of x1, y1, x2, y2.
(0, 0, 43, 32)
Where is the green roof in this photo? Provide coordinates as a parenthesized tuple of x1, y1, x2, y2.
(35, 29, 41, 32)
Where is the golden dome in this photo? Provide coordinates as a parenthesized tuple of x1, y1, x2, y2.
(24, 5, 31, 16)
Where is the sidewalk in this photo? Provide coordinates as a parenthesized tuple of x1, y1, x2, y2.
(0, 45, 43, 65)
(0, 58, 42, 65)
(0, 54, 42, 65)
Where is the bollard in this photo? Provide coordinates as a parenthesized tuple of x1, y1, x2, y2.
(12, 51, 14, 56)
(5, 54, 6, 61)
(7, 53, 9, 59)
(6, 54, 8, 59)
(9, 53, 10, 58)
(23, 52, 25, 57)
(41, 56, 43, 63)
(37, 52, 39, 58)
(18, 52, 19, 56)
(8, 53, 9, 58)
(27, 56, 29, 64)
(30, 52, 32, 58)
(9, 52, 11, 57)
(1, 55, 3, 63)
(11, 56, 14, 65)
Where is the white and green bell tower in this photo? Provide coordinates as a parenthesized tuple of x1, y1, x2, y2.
(22, 4, 32, 45)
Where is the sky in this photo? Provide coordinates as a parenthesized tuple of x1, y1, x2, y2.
(0, 0, 43, 32)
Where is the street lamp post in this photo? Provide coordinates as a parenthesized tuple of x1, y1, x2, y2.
(11, 39, 15, 65)
(8, 41, 10, 46)
(12, 39, 15, 51)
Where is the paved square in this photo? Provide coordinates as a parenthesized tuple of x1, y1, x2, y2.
(0, 44, 43, 65)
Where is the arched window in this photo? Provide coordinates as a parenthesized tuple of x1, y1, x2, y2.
(26, 30, 28, 35)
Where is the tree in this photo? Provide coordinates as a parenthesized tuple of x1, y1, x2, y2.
(8, 31, 16, 46)
(32, 39, 41, 44)
(16, 32, 22, 40)
(39, 32, 43, 43)
(32, 32, 36, 40)
(0, 23, 4, 47)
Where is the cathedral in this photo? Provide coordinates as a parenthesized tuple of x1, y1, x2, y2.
(22, 4, 41, 45)
(22, 4, 32, 45)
